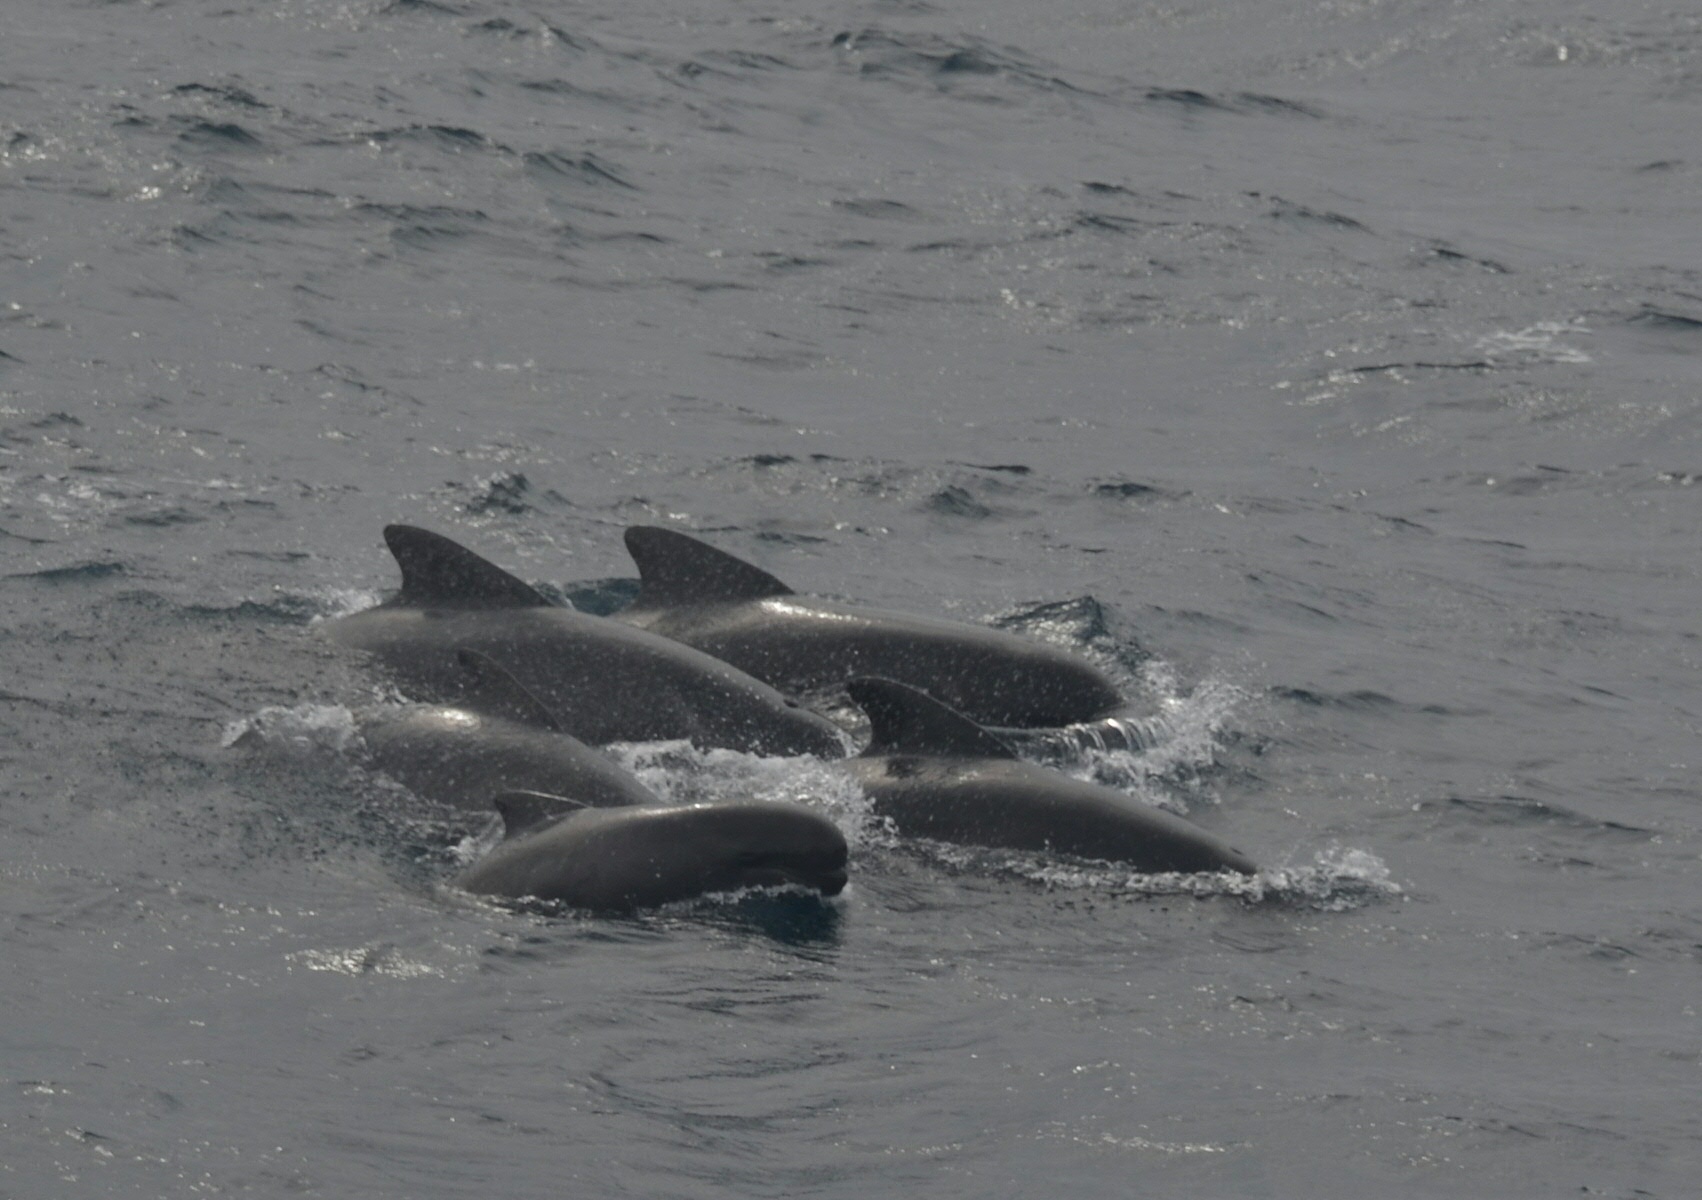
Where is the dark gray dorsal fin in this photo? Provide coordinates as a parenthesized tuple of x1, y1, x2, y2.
(384, 525, 551, 609)
(624, 526, 794, 610)
(493, 790, 589, 839)
(847, 677, 1018, 760)
(455, 649, 563, 733)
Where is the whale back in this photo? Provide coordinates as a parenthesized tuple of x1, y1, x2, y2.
(455, 648, 562, 732)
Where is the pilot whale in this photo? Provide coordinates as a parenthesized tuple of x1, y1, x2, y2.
(841, 678, 1256, 874)
(326, 525, 847, 759)
(359, 650, 660, 811)
(457, 791, 851, 912)
(617, 526, 1126, 728)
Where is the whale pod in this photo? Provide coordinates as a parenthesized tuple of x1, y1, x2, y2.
(327, 525, 847, 758)
(457, 792, 851, 912)
(617, 525, 1126, 728)
(841, 677, 1256, 875)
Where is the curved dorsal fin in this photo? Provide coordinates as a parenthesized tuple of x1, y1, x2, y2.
(624, 526, 793, 610)
(847, 677, 1017, 760)
(384, 525, 551, 609)
(492, 790, 589, 839)
(455, 649, 562, 733)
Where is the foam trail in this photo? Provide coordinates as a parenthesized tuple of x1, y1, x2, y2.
(994, 711, 1176, 761)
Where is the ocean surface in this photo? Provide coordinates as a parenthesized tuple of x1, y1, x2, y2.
(3, 0, 1699, 1195)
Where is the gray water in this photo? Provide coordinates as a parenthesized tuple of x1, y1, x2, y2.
(3, 0, 1699, 1196)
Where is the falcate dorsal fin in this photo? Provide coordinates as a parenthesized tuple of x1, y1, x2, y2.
(493, 790, 589, 839)
(455, 649, 563, 733)
(847, 677, 1018, 760)
(384, 525, 550, 609)
(624, 526, 793, 610)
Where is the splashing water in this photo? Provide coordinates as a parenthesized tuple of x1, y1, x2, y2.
(222, 702, 361, 754)
(603, 740, 896, 850)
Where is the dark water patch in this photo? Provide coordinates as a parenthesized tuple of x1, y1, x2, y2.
(904, 237, 995, 257)
(1531, 933, 1641, 964)
(952, 461, 1030, 474)
(1080, 182, 1200, 204)
(1092, 478, 1181, 501)
(1141, 87, 1232, 112)
(558, 577, 640, 616)
(170, 82, 265, 110)
(1143, 605, 1257, 640)
(0, 524, 54, 545)
(922, 485, 994, 519)
(696, 49, 797, 74)
(1481, 464, 1585, 496)
(457, 471, 533, 516)
(356, 201, 490, 226)
(1424, 243, 1512, 273)
(367, 124, 497, 153)
(1369, 511, 1435, 535)
(993, 595, 1149, 672)
(1235, 92, 1325, 118)
(590, 229, 673, 247)
(1271, 687, 1459, 717)
(832, 197, 924, 221)
(522, 150, 636, 190)
(169, 222, 229, 251)
(691, 893, 844, 948)
(122, 507, 204, 528)
(662, 275, 759, 294)
(225, 549, 310, 564)
(2, 410, 81, 438)
(750, 528, 833, 547)
(704, 331, 823, 369)
(754, 251, 832, 272)
(468, 17, 533, 39)
(1628, 304, 1702, 336)
(172, 118, 262, 150)
(381, 0, 468, 15)
(1071, 211, 1174, 238)
(313, 363, 422, 406)
(1417, 795, 1656, 838)
(1244, 566, 1393, 627)
(830, 28, 1078, 98)
(7, 560, 127, 584)
(1347, 360, 1494, 375)
(1256, 193, 1370, 234)
(0, 686, 85, 717)
(673, 51, 797, 84)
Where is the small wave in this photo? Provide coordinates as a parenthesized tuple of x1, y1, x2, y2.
(222, 702, 360, 753)
(303, 586, 384, 622)
(1476, 320, 1593, 365)
(992, 594, 1151, 677)
(1014, 843, 1400, 910)
(8, 559, 127, 584)
(603, 740, 893, 850)
(285, 943, 446, 979)
(1010, 667, 1251, 802)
